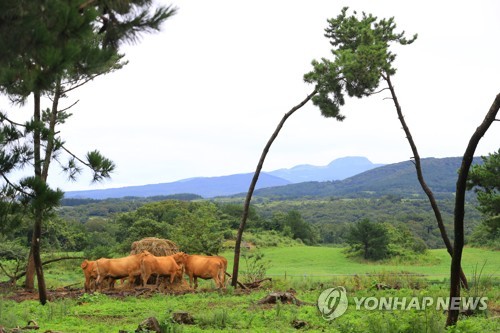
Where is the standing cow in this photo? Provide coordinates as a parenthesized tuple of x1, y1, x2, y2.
(81, 259, 118, 292)
(172, 252, 227, 289)
(95, 252, 147, 290)
(140, 251, 183, 289)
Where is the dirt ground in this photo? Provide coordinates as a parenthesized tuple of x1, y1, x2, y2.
(0, 280, 199, 303)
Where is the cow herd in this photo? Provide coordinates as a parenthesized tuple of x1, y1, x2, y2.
(80, 251, 228, 292)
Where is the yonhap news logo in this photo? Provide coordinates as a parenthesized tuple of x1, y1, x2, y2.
(317, 286, 488, 321)
(317, 287, 349, 320)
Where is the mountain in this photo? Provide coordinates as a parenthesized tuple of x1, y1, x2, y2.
(249, 157, 482, 199)
(267, 156, 384, 183)
(64, 156, 478, 200)
(64, 173, 291, 200)
(64, 156, 382, 200)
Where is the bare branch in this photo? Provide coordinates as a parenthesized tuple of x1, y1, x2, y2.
(59, 100, 79, 113)
(368, 87, 390, 95)
(61, 72, 106, 95)
(60, 144, 90, 168)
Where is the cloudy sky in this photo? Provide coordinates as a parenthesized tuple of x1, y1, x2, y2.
(3, 0, 500, 191)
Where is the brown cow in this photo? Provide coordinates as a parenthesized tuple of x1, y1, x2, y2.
(172, 252, 226, 289)
(81, 259, 118, 292)
(140, 252, 183, 289)
(95, 252, 147, 290)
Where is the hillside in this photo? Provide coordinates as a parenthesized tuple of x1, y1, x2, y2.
(249, 157, 482, 199)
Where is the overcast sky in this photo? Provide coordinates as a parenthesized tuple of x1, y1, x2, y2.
(3, 0, 500, 192)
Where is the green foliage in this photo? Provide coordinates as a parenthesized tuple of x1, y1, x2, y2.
(169, 202, 224, 254)
(346, 219, 389, 260)
(105, 200, 228, 255)
(304, 7, 416, 119)
(253, 197, 481, 249)
(468, 216, 500, 250)
(467, 149, 500, 249)
(240, 249, 271, 283)
(467, 149, 500, 217)
(257, 210, 319, 245)
(0, 238, 28, 282)
(384, 222, 428, 257)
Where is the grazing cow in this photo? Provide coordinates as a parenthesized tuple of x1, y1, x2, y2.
(140, 252, 183, 289)
(172, 252, 226, 289)
(81, 259, 97, 292)
(95, 252, 146, 290)
(81, 259, 118, 292)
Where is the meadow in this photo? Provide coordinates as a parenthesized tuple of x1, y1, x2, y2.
(0, 246, 498, 333)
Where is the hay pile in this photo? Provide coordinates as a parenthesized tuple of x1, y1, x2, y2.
(129, 237, 191, 291)
(130, 237, 179, 256)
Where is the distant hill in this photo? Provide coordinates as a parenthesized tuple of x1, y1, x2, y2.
(64, 156, 479, 200)
(267, 156, 384, 183)
(64, 156, 383, 200)
(64, 173, 291, 199)
(249, 157, 482, 199)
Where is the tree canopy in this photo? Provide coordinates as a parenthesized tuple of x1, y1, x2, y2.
(0, 0, 176, 304)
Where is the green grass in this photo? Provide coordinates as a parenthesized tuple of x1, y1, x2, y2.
(221, 246, 500, 279)
(1, 283, 498, 332)
(1, 246, 499, 332)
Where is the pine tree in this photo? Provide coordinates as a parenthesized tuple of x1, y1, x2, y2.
(0, 0, 176, 304)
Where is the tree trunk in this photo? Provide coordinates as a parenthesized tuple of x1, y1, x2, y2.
(385, 74, 469, 289)
(32, 90, 48, 305)
(446, 93, 500, 327)
(231, 90, 317, 287)
(24, 247, 35, 290)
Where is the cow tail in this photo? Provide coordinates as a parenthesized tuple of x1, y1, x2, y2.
(218, 263, 225, 288)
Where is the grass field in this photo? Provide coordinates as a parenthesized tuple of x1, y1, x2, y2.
(1, 246, 499, 332)
(224, 246, 500, 280)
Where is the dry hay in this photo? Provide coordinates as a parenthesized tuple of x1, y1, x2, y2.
(130, 237, 179, 256)
(129, 238, 192, 292)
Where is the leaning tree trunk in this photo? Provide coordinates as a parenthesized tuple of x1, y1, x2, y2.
(231, 90, 317, 287)
(446, 93, 500, 327)
(385, 74, 469, 289)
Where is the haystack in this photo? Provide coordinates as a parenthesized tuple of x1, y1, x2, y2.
(130, 237, 179, 256)
(129, 237, 190, 291)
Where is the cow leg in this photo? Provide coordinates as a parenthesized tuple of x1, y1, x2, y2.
(188, 274, 194, 289)
(194, 276, 198, 289)
(142, 273, 151, 288)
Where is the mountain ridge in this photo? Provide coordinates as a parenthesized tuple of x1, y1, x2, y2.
(64, 156, 477, 200)
(64, 156, 382, 199)
(249, 156, 482, 199)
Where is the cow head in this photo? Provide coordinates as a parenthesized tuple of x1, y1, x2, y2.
(81, 259, 89, 269)
(172, 252, 188, 265)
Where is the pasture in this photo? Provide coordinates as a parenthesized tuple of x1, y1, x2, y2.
(0, 246, 499, 332)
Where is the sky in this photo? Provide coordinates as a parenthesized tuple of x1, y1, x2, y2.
(2, 0, 499, 192)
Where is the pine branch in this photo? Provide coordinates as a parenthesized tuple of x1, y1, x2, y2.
(0, 113, 26, 128)
(1, 174, 32, 197)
